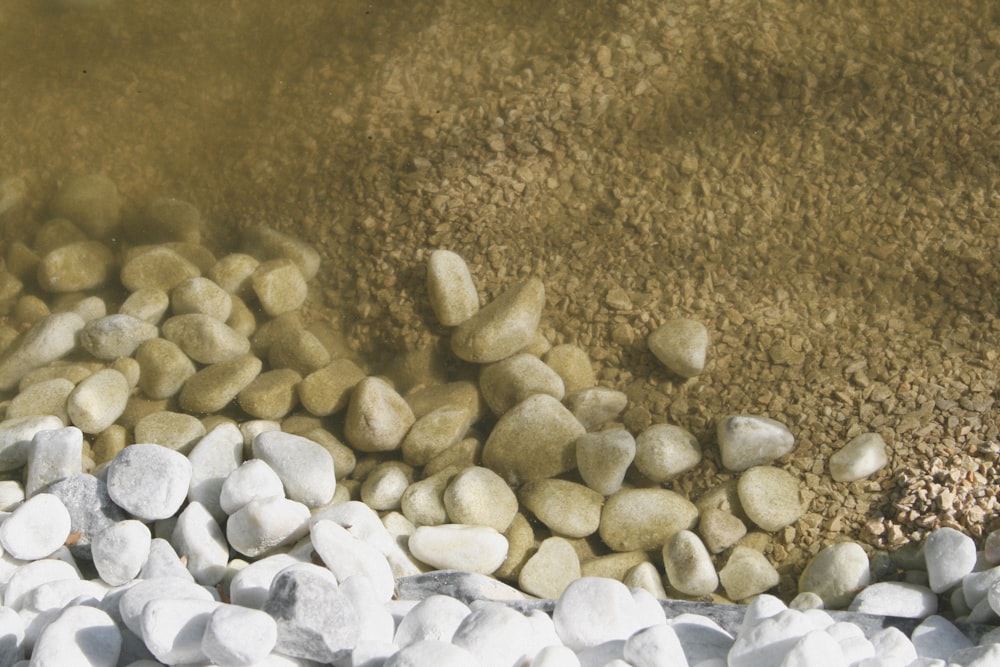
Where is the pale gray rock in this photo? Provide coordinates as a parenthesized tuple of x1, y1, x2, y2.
(909, 615, 973, 661)
(4, 377, 74, 423)
(139, 538, 194, 582)
(717, 414, 795, 472)
(393, 594, 471, 647)
(30, 604, 121, 667)
(662, 529, 719, 597)
(451, 277, 545, 363)
(737, 465, 804, 531)
(135, 337, 197, 399)
(552, 577, 642, 652)
(924, 527, 977, 593)
(118, 576, 216, 636)
(226, 496, 311, 558)
(66, 368, 130, 434)
(0, 493, 71, 560)
(575, 428, 635, 496)
(201, 604, 278, 667)
(443, 466, 519, 533)
(49, 173, 121, 238)
(251, 259, 308, 316)
(105, 444, 193, 521)
(427, 249, 479, 326)
(25, 426, 82, 497)
(172, 501, 229, 585)
(847, 581, 937, 618)
(0, 311, 85, 392)
(186, 422, 244, 523)
(408, 524, 508, 574)
(479, 352, 565, 415)
(0, 480, 24, 510)
(47, 473, 126, 559)
(829, 432, 888, 482)
(91, 519, 151, 586)
(344, 377, 415, 453)
(726, 608, 814, 667)
(599, 488, 699, 552)
(451, 602, 534, 667)
(219, 459, 285, 515)
(228, 553, 301, 609)
(798, 541, 871, 609)
(170, 276, 232, 321)
(667, 614, 734, 665)
(563, 386, 628, 429)
(647, 318, 708, 378)
(162, 313, 250, 364)
(634, 423, 702, 483)
(719, 546, 781, 601)
(140, 597, 219, 665)
(252, 430, 336, 508)
(79, 314, 158, 360)
(623, 624, 688, 667)
(519, 478, 603, 538)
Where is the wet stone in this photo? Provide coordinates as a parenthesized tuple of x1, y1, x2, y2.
(0, 311, 85, 392)
(79, 315, 160, 361)
(132, 196, 202, 244)
(737, 466, 804, 532)
(66, 368, 130, 434)
(252, 259, 308, 316)
(49, 173, 121, 238)
(178, 354, 262, 414)
(634, 423, 702, 483)
(37, 240, 114, 293)
(120, 245, 201, 292)
(170, 276, 232, 321)
(135, 337, 197, 400)
(208, 252, 259, 296)
(427, 248, 480, 326)
(119, 287, 170, 324)
(451, 277, 545, 363)
(243, 225, 321, 282)
(162, 313, 251, 365)
(298, 358, 366, 416)
(5, 377, 74, 423)
(519, 478, 604, 538)
(105, 444, 193, 521)
(237, 367, 302, 419)
(479, 352, 565, 415)
(647, 318, 709, 378)
(717, 414, 796, 472)
(344, 377, 415, 453)
(268, 328, 331, 376)
(576, 428, 635, 496)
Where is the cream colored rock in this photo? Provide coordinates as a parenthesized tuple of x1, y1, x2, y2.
(208, 253, 260, 296)
(624, 561, 668, 600)
(79, 314, 159, 360)
(170, 277, 232, 322)
(423, 438, 482, 477)
(360, 461, 414, 511)
(543, 344, 596, 392)
(242, 225, 321, 282)
(120, 246, 201, 292)
(5, 378, 74, 422)
(119, 288, 170, 324)
(408, 524, 509, 574)
(400, 407, 473, 467)
(0, 312, 85, 392)
(134, 411, 206, 454)
(479, 353, 565, 415)
(162, 314, 250, 365)
(698, 508, 747, 554)
(717, 414, 795, 472)
(237, 368, 302, 420)
(268, 329, 331, 376)
(298, 358, 366, 417)
(178, 355, 263, 414)
(576, 428, 635, 496)
(829, 432, 888, 482)
(135, 338, 197, 400)
(37, 241, 114, 293)
(519, 537, 581, 599)
(519, 479, 604, 538)
(67, 368, 130, 434)
(344, 377, 415, 452)
(718, 546, 780, 601)
(737, 466, 804, 532)
(634, 424, 701, 483)
(482, 394, 586, 486)
(132, 197, 202, 244)
(494, 512, 534, 582)
(563, 387, 628, 430)
(427, 249, 479, 326)
(599, 488, 699, 552)
(451, 278, 545, 363)
(443, 466, 519, 533)
(401, 467, 459, 527)
(798, 542, 871, 609)
(647, 319, 708, 378)
(251, 259, 307, 317)
(662, 530, 719, 597)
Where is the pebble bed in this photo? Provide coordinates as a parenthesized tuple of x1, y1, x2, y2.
(0, 177, 998, 665)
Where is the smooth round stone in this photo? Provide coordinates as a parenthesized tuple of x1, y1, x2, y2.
(443, 466, 519, 533)
(298, 358, 366, 416)
(737, 466, 804, 532)
(311, 520, 395, 601)
(220, 459, 285, 514)
(718, 414, 796, 472)
(162, 313, 250, 364)
(624, 624, 688, 667)
(243, 225, 321, 282)
(552, 577, 642, 652)
(134, 411, 206, 453)
(37, 240, 114, 293)
(135, 338, 196, 400)
(479, 353, 565, 415)
(924, 526, 977, 593)
(140, 537, 193, 581)
(3, 559, 81, 611)
(624, 561, 669, 600)
(450, 602, 534, 665)
(718, 546, 781, 601)
(385, 640, 479, 667)
(849, 582, 938, 620)
(208, 253, 259, 295)
(91, 519, 151, 586)
(698, 508, 747, 554)
(427, 249, 479, 326)
(225, 295, 256, 339)
(238, 368, 302, 419)
(178, 354, 263, 414)
(6, 377, 74, 423)
(400, 407, 473, 466)
(252, 430, 336, 508)
(106, 444, 192, 521)
(120, 246, 201, 292)
(360, 461, 414, 511)
(131, 197, 202, 244)
(563, 386, 628, 430)
(170, 276, 232, 321)
(798, 542, 871, 609)
(344, 377, 415, 452)
(519, 479, 603, 538)
(49, 174, 121, 237)
(576, 428, 636, 496)
(47, 473, 126, 559)
(647, 318, 708, 378)
(543, 344, 596, 393)
(450, 277, 545, 363)
(663, 530, 719, 597)
(71, 294, 108, 321)
(0, 492, 71, 560)
(400, 468, 458, 527)
(172, 501, 229, 585)
(268, 328, 331, 375)
(251, 259, 308, 316)
(482, 393, 586, 486)
(634, 423, 702, 483)
(408, 524, 509, 574)
(393, 594, 471, 648)
(66, 368, 129, 434)
(141, 597, 219, 665)
(0, 311, 85, 392)
(910, 615, 974, 661)
(119, 287, 170, 324)
(0, 415, 66, 472)
(31, 605, 121, 667)
(25, 426, 83, 498)
(202, 604, 277, 667)
(518, 536, 581, 599)
(829, 432, 888, 482)
(226, 496, 311, 558)
(599, 488, 699, 552)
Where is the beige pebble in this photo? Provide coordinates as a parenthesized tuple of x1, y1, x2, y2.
(634, 424, 702, 483)
(162, 313, 250, 365)
(156, 242, 216, 273)
(131, 197, 202, 244)
(80, 314, 159, 360)
(134, 410, 206, 454)
(717, 414, 795, 472)
(482, 394, 585, 486)
(110, 357, 140, 390)
(405, 380, 485, 422)
(5, 378, 74, 422)
(135, 338, 197, 400)
(119, 288, 170, 324)
(694, 481, 747, 521)
(49, 174, 121, 238)
(662, 530, 719, 597)
(423, 437, 482, 477)
(451, 278, 545, 363)
(68, 295, 107, 322)
(344, 377, 415, 452)
(519, 536, 581, 599)
(494, 512, 535, 582)
(401, 406, 473, 467)
(170, 277, 232, 322)
(120, 246, 201, 292)
(298, 358, 366, 417)
(242, 225, 321, 282)
(563, 386, 628, 429)
(0, 312, 85, 392)
(18, 364, 94, 391)
(360, 461, 414, 511)
(226, 295, 257, 338)
(737, 465, 804, 532)
(268, 329, 331, 376)
(580, 551, 650, 582)
(698, 508, 747, 554)
(829, 432, 888, 482)
(37, 241, 114, 293)
(718, 546, 780, 601)
(401, 467, 459, 527)
(599, 488, 699, 552)
(178, 354, 262, 414)
(427, 249, 480, 326)
(479, 353, 565, 416)
(647, 318, 708, 378)
(67, 368, 130, 434)
(443, 466, 519, 533)
(576, 428, 635, 496)
(519, 479, 604, 539)
(251, 259, 307, 317)
(208, 253, 260, 297)
(33, 219, 87, 257)
(543, 344, 596, 392)
(92, 425, 129, 465)
(408, 524, 509, 575)
(237, 368, 302, 420)
(624, 561, 668, 600)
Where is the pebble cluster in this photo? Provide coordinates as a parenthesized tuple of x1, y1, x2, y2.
(0, 176, 997, 665)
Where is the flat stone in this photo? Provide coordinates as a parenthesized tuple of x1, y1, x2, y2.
(719, 546, 781, 601)
(25, 426, 82, 497)
(563, 386, 628, 429)
(120, 245, 201, 292)
(451, 277, 545, 363)
(135, 338, 197, 400)
(647, 318, 708, 378)
(798, 542, 871, 609)
(662, 529, 719, 597)
(0, 312, 85, 392)
(252, 430, 336, 508)
(172, 501, 229, 585)
(519, 478, 604, 538)
(178, 354, 262, 414)
(480, 353, 565, 415)
(30, 605, 121, 667)
(737, 466, 804, 531)
(47, 473, 126, 559)
(134, 410, 206, 453)
(344, 377, 415, 452)
(634, 423, 702, 483)
(91, 519, 151, 586)
(576, 428, 635, 496)
(427, 249, 479, 326)
(717, 414, 795, 472)
(162, 313, 250, 364)
(518, 536, 581, 599)
(408, 524, 509, 574)
(298, 358, 366, 416)
(79, 314, 158, 360)
(37, 240, 114, 293)
(5, 377, 74, 423)
(552, 577, 642, 652)
(171, 276, 232, 321)
(311, 519, 396, 601)
(226, 496, 311, 558)
(105, 444, 192, 521)
(829, 432, 888, 482)
(924, 526, 977, 593)
(482, 393, 586, 486)
(252, 259, 308, 316)
(400, 407, 473, 466)
(201, 604, 277, 667)
(443, 466, 519, 533)
(66, 368, 130, 434)
(0, 492, 71, 560)
(698, 508, 747, 554)
(599, 488, 699, 552)
(49, 173, 121, 238)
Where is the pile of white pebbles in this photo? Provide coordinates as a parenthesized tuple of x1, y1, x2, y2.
(0, 175, 997, 665)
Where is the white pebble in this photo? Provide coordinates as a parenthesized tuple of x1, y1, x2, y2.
(118, 576, 216, 636)
(924, 527, 977, 593)
(909, 615, 973, 661)
(847, 581, 938, 618)
(451, 602, 534, 667)
(341, 575, 395, 643)
(0, 415, 65, 472)
(829, 432, 888, 482)
(201, 603, 277, 667)
(171, 501, 229, 585)
(717, 414, 795, 472)
(0, 493, 71, 560)
(105, 444, 192, 521)
(394, 594, 471, 648)
(186, 422, 244, 523)
(252, 430, 336, 508)
(408, 524, 508, 574)
(798, 542, 871, 609)
(226, 495, 311, 558)
(623, 624, 689, 667)
(228, 554, 301, 609)
(552, 577, 642, 652)
(384, 639, 479, 667)
(2, 558, 79, 610)
(220, 458, 285, 515)
(30, 605, 121, 667)
(25, 426, 83, 497)
(140, 597, 219, 665)
(727, 608, 814, 667)
(311, 520, 395, 601)
(91, 520, 151, 586)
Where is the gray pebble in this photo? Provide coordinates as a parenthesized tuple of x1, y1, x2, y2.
(91, 519, 151, 586)
(26, 426, 83, 497)
(47, 473, 127, 559)
(717, 414, 795, 472)
(0, 311, 85, 392)
(451, 277, 545, 363)
(105, 444, 192, 521)
(252, 430, 336, 508)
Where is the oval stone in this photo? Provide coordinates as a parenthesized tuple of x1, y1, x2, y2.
(408, 524, 509, 574)
(599, 488, 699, 552)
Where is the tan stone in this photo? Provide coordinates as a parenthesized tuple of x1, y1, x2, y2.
(519, 537, 581, 599)
(451, 278, 545, 363)
(599, 488, 699, 552)
(519, 479, 604, 538)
